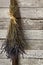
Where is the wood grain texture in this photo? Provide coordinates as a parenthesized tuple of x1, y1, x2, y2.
(19, 58, 43, 65)
(0, 40, 43, 50)
(0, 58, 43, 65)
(20, 50, 43, 59)
(17, 0, 43, 7)
(0, 8, 9, 18)
(19, 50, 43, 65)
(0, 30, 43, 39)
(19, 8, 43, 18)
(1, 0, 43, 65)
(0, 18, 10, 29)
(0, 39, 43, 50)
(25, 40, 43, 50)
(1, 50, 43, 59)
(1, 8, 43, 19)
(1, 55, 43, 65)
(0, 0, 10, 7)
(1, 0, 43, 7)
(0, 19, 43, 30)
(18, 19, 43, 30)
(0, 59, 11, 65)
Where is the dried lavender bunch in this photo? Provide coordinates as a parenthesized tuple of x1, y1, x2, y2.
(1, 0, 25, 59)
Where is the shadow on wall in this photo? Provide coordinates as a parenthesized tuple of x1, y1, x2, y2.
(10, 0, 30, 49)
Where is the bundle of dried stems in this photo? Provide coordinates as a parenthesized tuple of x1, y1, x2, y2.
(1, 0, 25, 64)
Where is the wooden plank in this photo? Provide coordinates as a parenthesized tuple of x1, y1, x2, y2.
(19, 8, 43, 18)
(0, 58, 43, 65)
(0, 30, 43, 39)
(1, 0, 43, 8)
(0, 40, 43, 50)
(0, 0, 10, 7)
(18, 19, 43, 30)
(25, 40, 43, 50)
(20, 50, 43, 59)
(18, 0, 43, 7)
(0, 30, 7, 39)
(19, 58, 43, 65)
(1, 58, 43, 65)
(21, 30, 43, 39)
(0, 59, 11, 65)
(1, 8, 43, 19)
(0, 8, 9, 18)
(0, 18, 10, 29)
(1, 50, 43, 59)
(1, 19, 43, 30)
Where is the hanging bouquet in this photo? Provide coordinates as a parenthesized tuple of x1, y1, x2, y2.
(1, 0, 25, 59)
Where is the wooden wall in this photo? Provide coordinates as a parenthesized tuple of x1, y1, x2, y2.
(0, 0, 43, 65)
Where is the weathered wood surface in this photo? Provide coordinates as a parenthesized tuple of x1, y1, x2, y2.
(1, 8, 43, 19)
(1, 50, 43, 65)
(0, 39, 43, 50)
(19, 58, 43, 65)
(0, 58, 43, 65)
(0, 0, 10, 7)
(1, 57, 43, 65)
(25, 40, 43, 50)
(0, 59, 12, 65)
(18, 8, 43, 18)
(0, 19, 43, 30)
(0, 18, 10, 29)
(1, 0, 43, 8)
(1, 0, 43, 65)
(18, 19, 43, 30)
(17, 0, 43, 7)
(0, 8, 9, 18)
(1, 50, 43, 59)
(0, 30, 43, 39)
(19, 50, 43, 65)
(20, 50, 43, 59)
